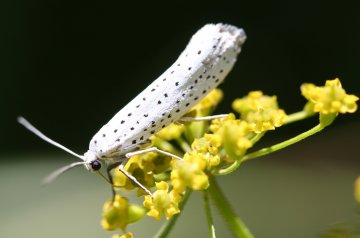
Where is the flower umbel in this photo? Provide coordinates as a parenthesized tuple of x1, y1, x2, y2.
(143, 181, 182, 220)
(100, 79, 358, 237)
(301, 78, 359, 114)
(171, 150, 210, 193)
(232, 91, 287, 133)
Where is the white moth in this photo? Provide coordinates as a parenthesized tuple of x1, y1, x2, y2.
(18, 23, 246, 195)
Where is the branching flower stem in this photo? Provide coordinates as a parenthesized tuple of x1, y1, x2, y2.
(208, 176, 254, 238)
(217, 112, 337, 175)
(203, 190, 216, 238)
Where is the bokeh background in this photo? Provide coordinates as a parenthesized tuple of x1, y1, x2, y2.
(1, 1, 360, 237)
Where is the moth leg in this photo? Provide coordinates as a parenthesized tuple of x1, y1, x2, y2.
(118, 159, 153, 197)
(138, 139, 151, 147)
(179, 114, 229, 122)
(174, 121, 184, 126)
(125, 147, 183, 161)
(107, 162, 121, 199)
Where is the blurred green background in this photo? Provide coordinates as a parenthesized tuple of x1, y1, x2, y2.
(1, 0, 360, 237)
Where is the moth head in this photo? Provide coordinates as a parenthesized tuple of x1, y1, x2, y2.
(84, 151, 102, 171)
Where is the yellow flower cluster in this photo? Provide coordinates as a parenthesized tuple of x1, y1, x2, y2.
(171, 150, 210, 193)
(101, 194, 145, 231)
(301, 78, 358, 114)
(111, 152, 172, 196)
(155, 123, 185, 141)
(111, 155, 155, 196)
(100, 80, 358, 237)
(210, 114, 253, 160)
(170, 113, 255, 194)
(192, 89, 224, 113)
(187, 89, 225, 138)
(232, 91, 287, 133)
(143, 181, 182, 220)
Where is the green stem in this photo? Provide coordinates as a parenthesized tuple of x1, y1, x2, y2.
(208, 176, 254, 238)
(184, 124, 195, 145)
(203, 190, 216, 238)
(242, 123, 325, 162)
(284, 111, 313, 124)
(250, 131, 266, 144)
(175, 137, 192, 153)
(153, 189, 192, 238)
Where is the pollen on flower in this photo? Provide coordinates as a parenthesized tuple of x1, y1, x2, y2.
(301, 78, 359, 114)
(246, 108, 287, 133)
(191, 136, 221, 166)
(232, 91, 287, 133)
(209, 113, 236, 132)
(143, 181, 182, 220)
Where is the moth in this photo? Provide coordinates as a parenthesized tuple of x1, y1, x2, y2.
(18, 23, 246, 195)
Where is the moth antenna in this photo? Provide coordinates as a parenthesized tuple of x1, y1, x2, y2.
(17, 116, 84, 160)
(43, 161, 86, 184)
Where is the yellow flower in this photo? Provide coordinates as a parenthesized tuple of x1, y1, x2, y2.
(111, 157, 154, 196)
(232, 91, 287, 133)
(246, 108, 287, 133)
(180, 89, 225, 138)
(192, 88, 224, 112)
(143, 181, 182, 220)
(171, 151, 210, 193)
(211, 116, 253, 160)
(224, 121, 253, 158)
(191, 136, 221, 167)
(102, 194, 146, 231)
(156, 123, 185, 141)
(301, 78, 358, 114)
(112, 232, 133, 238)
(209, 113, 236, 132)
(232, 91, 278, 114)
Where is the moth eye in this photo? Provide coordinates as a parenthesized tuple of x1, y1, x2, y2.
(90, 160, 101, 171)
